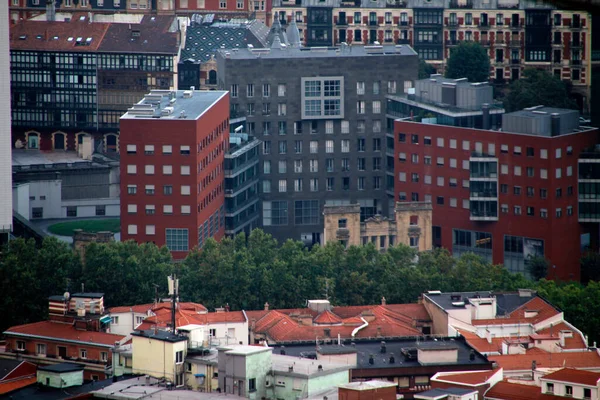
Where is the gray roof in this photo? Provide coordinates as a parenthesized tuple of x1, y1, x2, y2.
(38, 363, 85, 373)
(275, 337, 490, 370)
(218, 44, 417, 60)
(132, 329, 189, 343)
(121, 90, 228, 121)
(0, 359, 25, 380)
(423, 291, 539, 317)
(181, 19, 268, 63)
(416, 387, 477, 399)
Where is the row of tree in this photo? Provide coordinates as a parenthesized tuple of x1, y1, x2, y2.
(2, 230, 600, 343)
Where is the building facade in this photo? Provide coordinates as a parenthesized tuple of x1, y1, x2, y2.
(217, 44, 418, 245)
(9, 14, 180, 153)
(322, 201, 433, 251)
(394, 107, 599, 280)
(0, 0, 12, 240)
(272, 0, 592, 113)
(119, 89, 229, 258)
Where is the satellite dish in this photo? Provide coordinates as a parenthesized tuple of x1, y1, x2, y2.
(64, 292, 70, 300)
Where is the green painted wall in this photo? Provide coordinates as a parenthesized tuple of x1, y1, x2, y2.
(37, 370, 84, 388)
(244, 350, 272, 399)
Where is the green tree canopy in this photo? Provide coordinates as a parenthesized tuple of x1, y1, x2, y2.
(504, 68, 578, 112)
(445, 42, 491, 83)
(419, 59, 437, 79)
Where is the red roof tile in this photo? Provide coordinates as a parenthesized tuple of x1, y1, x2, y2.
(314, 310, 342, 325)
(541, 368, 600, 386)
(4, 321, 125, 346)
(536, 322, 587, 350)
(489, 351, 600, 371)
(137, 310, 245, 331)
(485, 381, 562, 400)
(434, 370, 500, 385)
(109, 301, 207, 315)
(473, 297, 560, 326)
(0, 377, 37, 395)
(458, 330, 505, 354)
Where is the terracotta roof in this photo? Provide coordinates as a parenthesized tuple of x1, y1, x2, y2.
(473, 297, 560, 326)
(246, 310, 270, 321)
(489, 351, 600, 371)
(536, 322, 587, 350)
(137, 310, 245, 331)
(434, 369, 500, 386)
(4, 321, 125, 346)
(484, 381, 562, 400)
(314, 310, 342, 325)
(541, 368, 600, 386)
(109, 301, 207, 315)
(526, 347, 550, 355)
(0, 377, 37, 395)
(457, 329, 505, 354)
(10, 15, 178, 54)
(385, 303, 432, 321)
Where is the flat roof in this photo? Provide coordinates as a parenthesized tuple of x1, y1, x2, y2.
(120, 90, 227, 121)
(271, 354, 351, 377)
(221, 345, 272, 356)
(339, 380, 397, 391)
(12, 150, 92, 168)
(218, 44, 416, 60)
(132, 329, 188, 343)
(423, 291, 535, 316)
(276, 337, 490, 370)
(38, 363, 85, 373)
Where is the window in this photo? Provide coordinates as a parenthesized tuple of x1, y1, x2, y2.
(341, 140, 350, 153)
(279, 141, 287, 154)
(310, 178, 318, 191)
(144, 144, 154, 155)
(127, 204, 137, 214)
(357, 81, 365, 95)
(310, 141, 318, 154)
(556, 148, 562, 159)
(556, 168, 562, 179)
(295, 200, 319, 225)
(372, 101, 381, 114)
(309, 159, 318, 172)
(584, 388, 591, 398)
(540, 149, 548, 159)
(162, 145, 172, 154)
(16, 341, 25, 351)
(327, 178, 334, 191)
(373, 138, 381, 151)
(437, 177, 444, 186)
(146, 225, 156, 235)
(514, 186, 521, 195)
(450, 159, 457, 168)
(263, 83, 270, 97)
(437, 196, 444, 205)
(514, 146, 522, 155)
(527, 186, 535, 197)
(263, 201, 288, 225)
(176, 350, 184, 364)
(279, 180, 287, 192)
(249, 378, 256, 392)
(145, 185, 155, 195)
(527, 206, 535, 216)
(67, 206, 77, 217)
(278, 160, 287, 174)
(357, 101, 365, 114)
(412, 154, 419, 164)
(546, 383, 554, 394)
(294, 179, 303, 192)
(181, 185, 191, 195)
(127, 165, 137, 174)
(399, 133, 406, 143)
(127, 185, 137, 195)
(278, 84, 286, 96)
(526, 167, 534, 177)
(341, 121, 349, 134)
(399, 172, 406, 182)
(541, 169, 548, 179)
(425, 156, 432, 165)
(326, 140, 334, 153)
(145, 205, 155, 215)
(101, 351, 108, 362)
(463, 140, 470, 151)
(247, 84, 254, 97)
(37, 343, 46, 355)
(163, 165, 172, 175)
(501, 165, 508, 175)
(230, 84, 238, 98)
(181, 205, 191, 215)
(412, 173, 419, 182)
(514, 206, 522, 215)
(514, 166, 521, 176)
(166, 229, 189, 252)
(180, 145, 190, 155)
(437, 157, 444, 166)
(411, 134, 419, 144)
(262, 180, 271, 193)
(126, 144, 137, 154)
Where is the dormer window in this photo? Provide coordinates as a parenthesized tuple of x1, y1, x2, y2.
(524, 310, 539, 318)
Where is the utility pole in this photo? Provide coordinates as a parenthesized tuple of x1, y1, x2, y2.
(168, 275, 179, 333)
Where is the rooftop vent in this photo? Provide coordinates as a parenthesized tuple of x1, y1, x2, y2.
(427, 290, 442, 295)
(183, 90, 193, 98)
(132, 30, 141, 38)
(161, 106, 174, 116)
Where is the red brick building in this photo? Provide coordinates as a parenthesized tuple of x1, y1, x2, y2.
(1, 293, 125, 381)
(394, 106, 599, 281)
(119, 89, 229, 258)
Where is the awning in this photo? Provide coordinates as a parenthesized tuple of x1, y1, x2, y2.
(194, 374, 205, 378)
(100, 315, 112, 324)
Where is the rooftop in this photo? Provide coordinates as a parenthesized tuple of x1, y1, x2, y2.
(277, 337, 490, 370)
(217, 44, 416, 60)
(94, 378, 244, 400)
(272, 354, 351, 377)
(541, 368, 600, 386)
(38, 363, 84, 373)
(182, 17, 268, 63)
(339, 380, 397, 391)
(120, 90, 227, 121)
(131, 329, 188, 343)
(489, 350, 600, 371)
(432, 369, 502, 386)
(4, 320, 125, 347)
(7, 377, 114, 400)
(10, 14, 179, 54)
(221, 345, 271, 356)
(484, 381, 561, 400)
(415, 387, 478, 399)
(109, 301, 207, 315)
(423, 290, 538, 316)
(0, 359, 27, 380)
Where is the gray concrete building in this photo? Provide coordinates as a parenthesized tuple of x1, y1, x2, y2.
(216, 44, 418, 244)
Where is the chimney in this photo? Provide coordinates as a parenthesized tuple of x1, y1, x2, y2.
(368, 354, 374, 365)
(280, 346, 286, 355)
(46, 0, 55, 22)
(482, 103, 490, 130)
(225, 303, 230, 312)
(381, 296, 386, 306)
(264, 302, 269, 311)
(380, 341, 386, 353)
(389, 353, 395, 364)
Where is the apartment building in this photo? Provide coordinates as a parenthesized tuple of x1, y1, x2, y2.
(394, 106, 599, 280)
(9, 13, 180, 152)
(272, 0, 592, 113)
(216, 44, 418, 244)
(0, 0, 12, 241)
(119, 89, 229, 258)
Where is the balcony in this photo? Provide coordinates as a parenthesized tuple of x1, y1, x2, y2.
(398, 21, 409, 27)
(497, 0, 519, 8)
(368, 20, 378, 26)
(449, 0, 473, 8)
(495, 39, 506, 46)
(336, 18, 348, 26)
(447, 20, 458, 27)
(336, 228, 350, 239)
(478, 21, 489, 27)
(446, 39, 459, 46)
(571, 21, 581, 29)
(509, 23, 522, 30)
(470, 211, 499, 221)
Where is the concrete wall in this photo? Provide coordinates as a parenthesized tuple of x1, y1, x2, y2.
(306, 370, 350, 397)
(317, 352, 357, 366)
(0, 0, 12, 233)
(37, 370, 84, 388)
(132, 336, 187, 382)
(12, 183, 30, 219)
(108, 311, 147, 336)
(28, 180, 62, 219)
(422, 297, 450, 336)
(209, 321, 249, 346)
(395, 202, 433, 252)
(186, 362, 218, 392)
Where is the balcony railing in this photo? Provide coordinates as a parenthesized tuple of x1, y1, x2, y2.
(447, 20, 458, 27)
(368, 20, 378, 26)
(510, 23, 522, 29)
(479, 40, 490, 46)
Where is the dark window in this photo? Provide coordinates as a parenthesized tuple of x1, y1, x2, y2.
(32, 207, 43, 219)
(398, 133, 406, 143)
(67, 206, 77, 217)
(526, 147, 534, 157)
(249, 378, 256, 392)
(95, 205, 106, 216)
(437, 196, 444, 205)
(411, 134, 419, 144)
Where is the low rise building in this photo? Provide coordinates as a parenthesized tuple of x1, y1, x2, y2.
(0, 359, 37, 396)
(322, 201, 433, 251)
(430, 369, 503, 399)
(37, 363, 84, 388)
(131, 329, 189, 386)
(338, 380, 398, 400)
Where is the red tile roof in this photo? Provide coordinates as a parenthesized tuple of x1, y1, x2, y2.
(457, 330, 505, 354)
(0, 377, 37, 395)
(4, 321, 125, 346)
(541, 368, 600, 386)
(485, 381, 562, 400)
(536, 322, 587, 350)
(314, 310, 343, 325)
(136, 310, 245, 331)
(109, 301, 207, 315)
(489, 350, 600, 371)
(434, 370, 500, 386)
(473, 297, 560, 326)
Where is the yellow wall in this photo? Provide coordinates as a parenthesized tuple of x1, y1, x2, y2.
(132, 335, 187, 382)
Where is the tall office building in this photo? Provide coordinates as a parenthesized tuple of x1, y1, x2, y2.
(0, 0, 13, 239)
(217, 44, 418, 244)
(120, 90, 229, 259)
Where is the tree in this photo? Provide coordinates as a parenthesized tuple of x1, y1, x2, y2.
(526, 255, 550, 281)
(581, 252, 600, 284)
(445, 42, 491, 83)
(504, 68, 578, 112)
(418, 59, 436, 79)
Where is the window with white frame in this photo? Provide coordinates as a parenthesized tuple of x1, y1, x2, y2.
(372, 101, 381, 114)
(128, 225, 137, 234)
(166, 229, 189, 252)
(127, 204, 137, 214)
(181, 205, 191, 215)
(279, 180, 287, 192)
(341, 121, 349, 134)
(146, 225, 156, 235)
(162, 145, 172, 154)
(181, 165, 190, 175)
(163, 205, 173, 214)
(145, 165, 154, 175)
(181, 185, 191, 195)
(326, 140, 334, 153)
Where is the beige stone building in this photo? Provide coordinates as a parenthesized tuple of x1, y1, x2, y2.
(323, 201, 433, 252)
